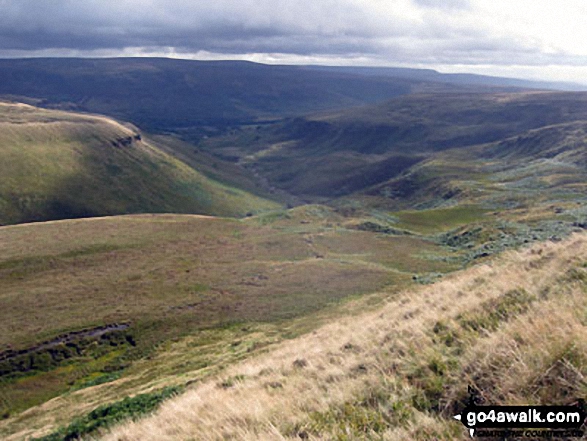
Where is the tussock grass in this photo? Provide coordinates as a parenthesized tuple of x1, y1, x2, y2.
(101, 233, 587, 440)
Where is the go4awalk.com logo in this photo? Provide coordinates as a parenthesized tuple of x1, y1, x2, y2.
(453, 390, 586, 438)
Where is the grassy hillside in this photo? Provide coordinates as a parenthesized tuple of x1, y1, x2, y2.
(360, 119, 587, 212)
(0, 209, 463, 439)
(200, 91, 587, 200)
(2, 78, 587, 441)
(0, 102, 280, 225)
(101, 232, 587, 440)
(1, 195, 585, 439)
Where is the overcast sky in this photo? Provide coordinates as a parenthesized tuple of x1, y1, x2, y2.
(1, 0, 587, 84)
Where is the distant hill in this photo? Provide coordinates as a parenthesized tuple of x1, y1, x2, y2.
(0, 102, 279, 225)
(0, 58, 538, 136)
(306, 65, 587, 91)
(0, 58, 414, 133)
(199, 91, 587, 200)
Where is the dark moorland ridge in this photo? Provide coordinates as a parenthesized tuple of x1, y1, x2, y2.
(306, 65, 587, 92)
(0, 57, 566, 134)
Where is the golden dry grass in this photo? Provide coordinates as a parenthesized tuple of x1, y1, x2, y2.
(100, 233, 587, 440)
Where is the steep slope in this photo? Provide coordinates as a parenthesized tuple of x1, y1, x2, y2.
(0, 102, 279, 225)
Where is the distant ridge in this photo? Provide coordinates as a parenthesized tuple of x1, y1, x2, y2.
(0, 57, 555, 136)
(303, 65, 587, 92)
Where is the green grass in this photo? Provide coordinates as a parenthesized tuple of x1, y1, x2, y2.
(32, 386, 182, 441)
(393, 205, 490, 234)
(0, 102, 280, 225)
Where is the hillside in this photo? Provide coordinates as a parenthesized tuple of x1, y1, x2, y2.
(1, 67, 587, 441)
(357, 118, 587, 216)
(0, 102, 279, 225)
(0, 58, 562, 140)
(100, 232, 587, 440)
(1, 192, 586, 439)
(0, 209, 462, 439)
(0, 58, 580, 144)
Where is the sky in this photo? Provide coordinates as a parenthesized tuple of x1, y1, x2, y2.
(1, 0, 587, 84)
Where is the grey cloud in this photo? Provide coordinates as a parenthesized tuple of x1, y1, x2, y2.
(0, 0, 439, 53)
(0, 2, 410, 64)
(0, 0, 584, 72)
(0, 0, 379, 50)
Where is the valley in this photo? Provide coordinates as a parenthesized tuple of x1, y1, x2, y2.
(0, 58, 586, 440)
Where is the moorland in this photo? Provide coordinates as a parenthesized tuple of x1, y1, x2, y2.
(0, 58, 585, 440)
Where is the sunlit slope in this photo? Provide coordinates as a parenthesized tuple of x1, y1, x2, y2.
(0, 102, 279, 224)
